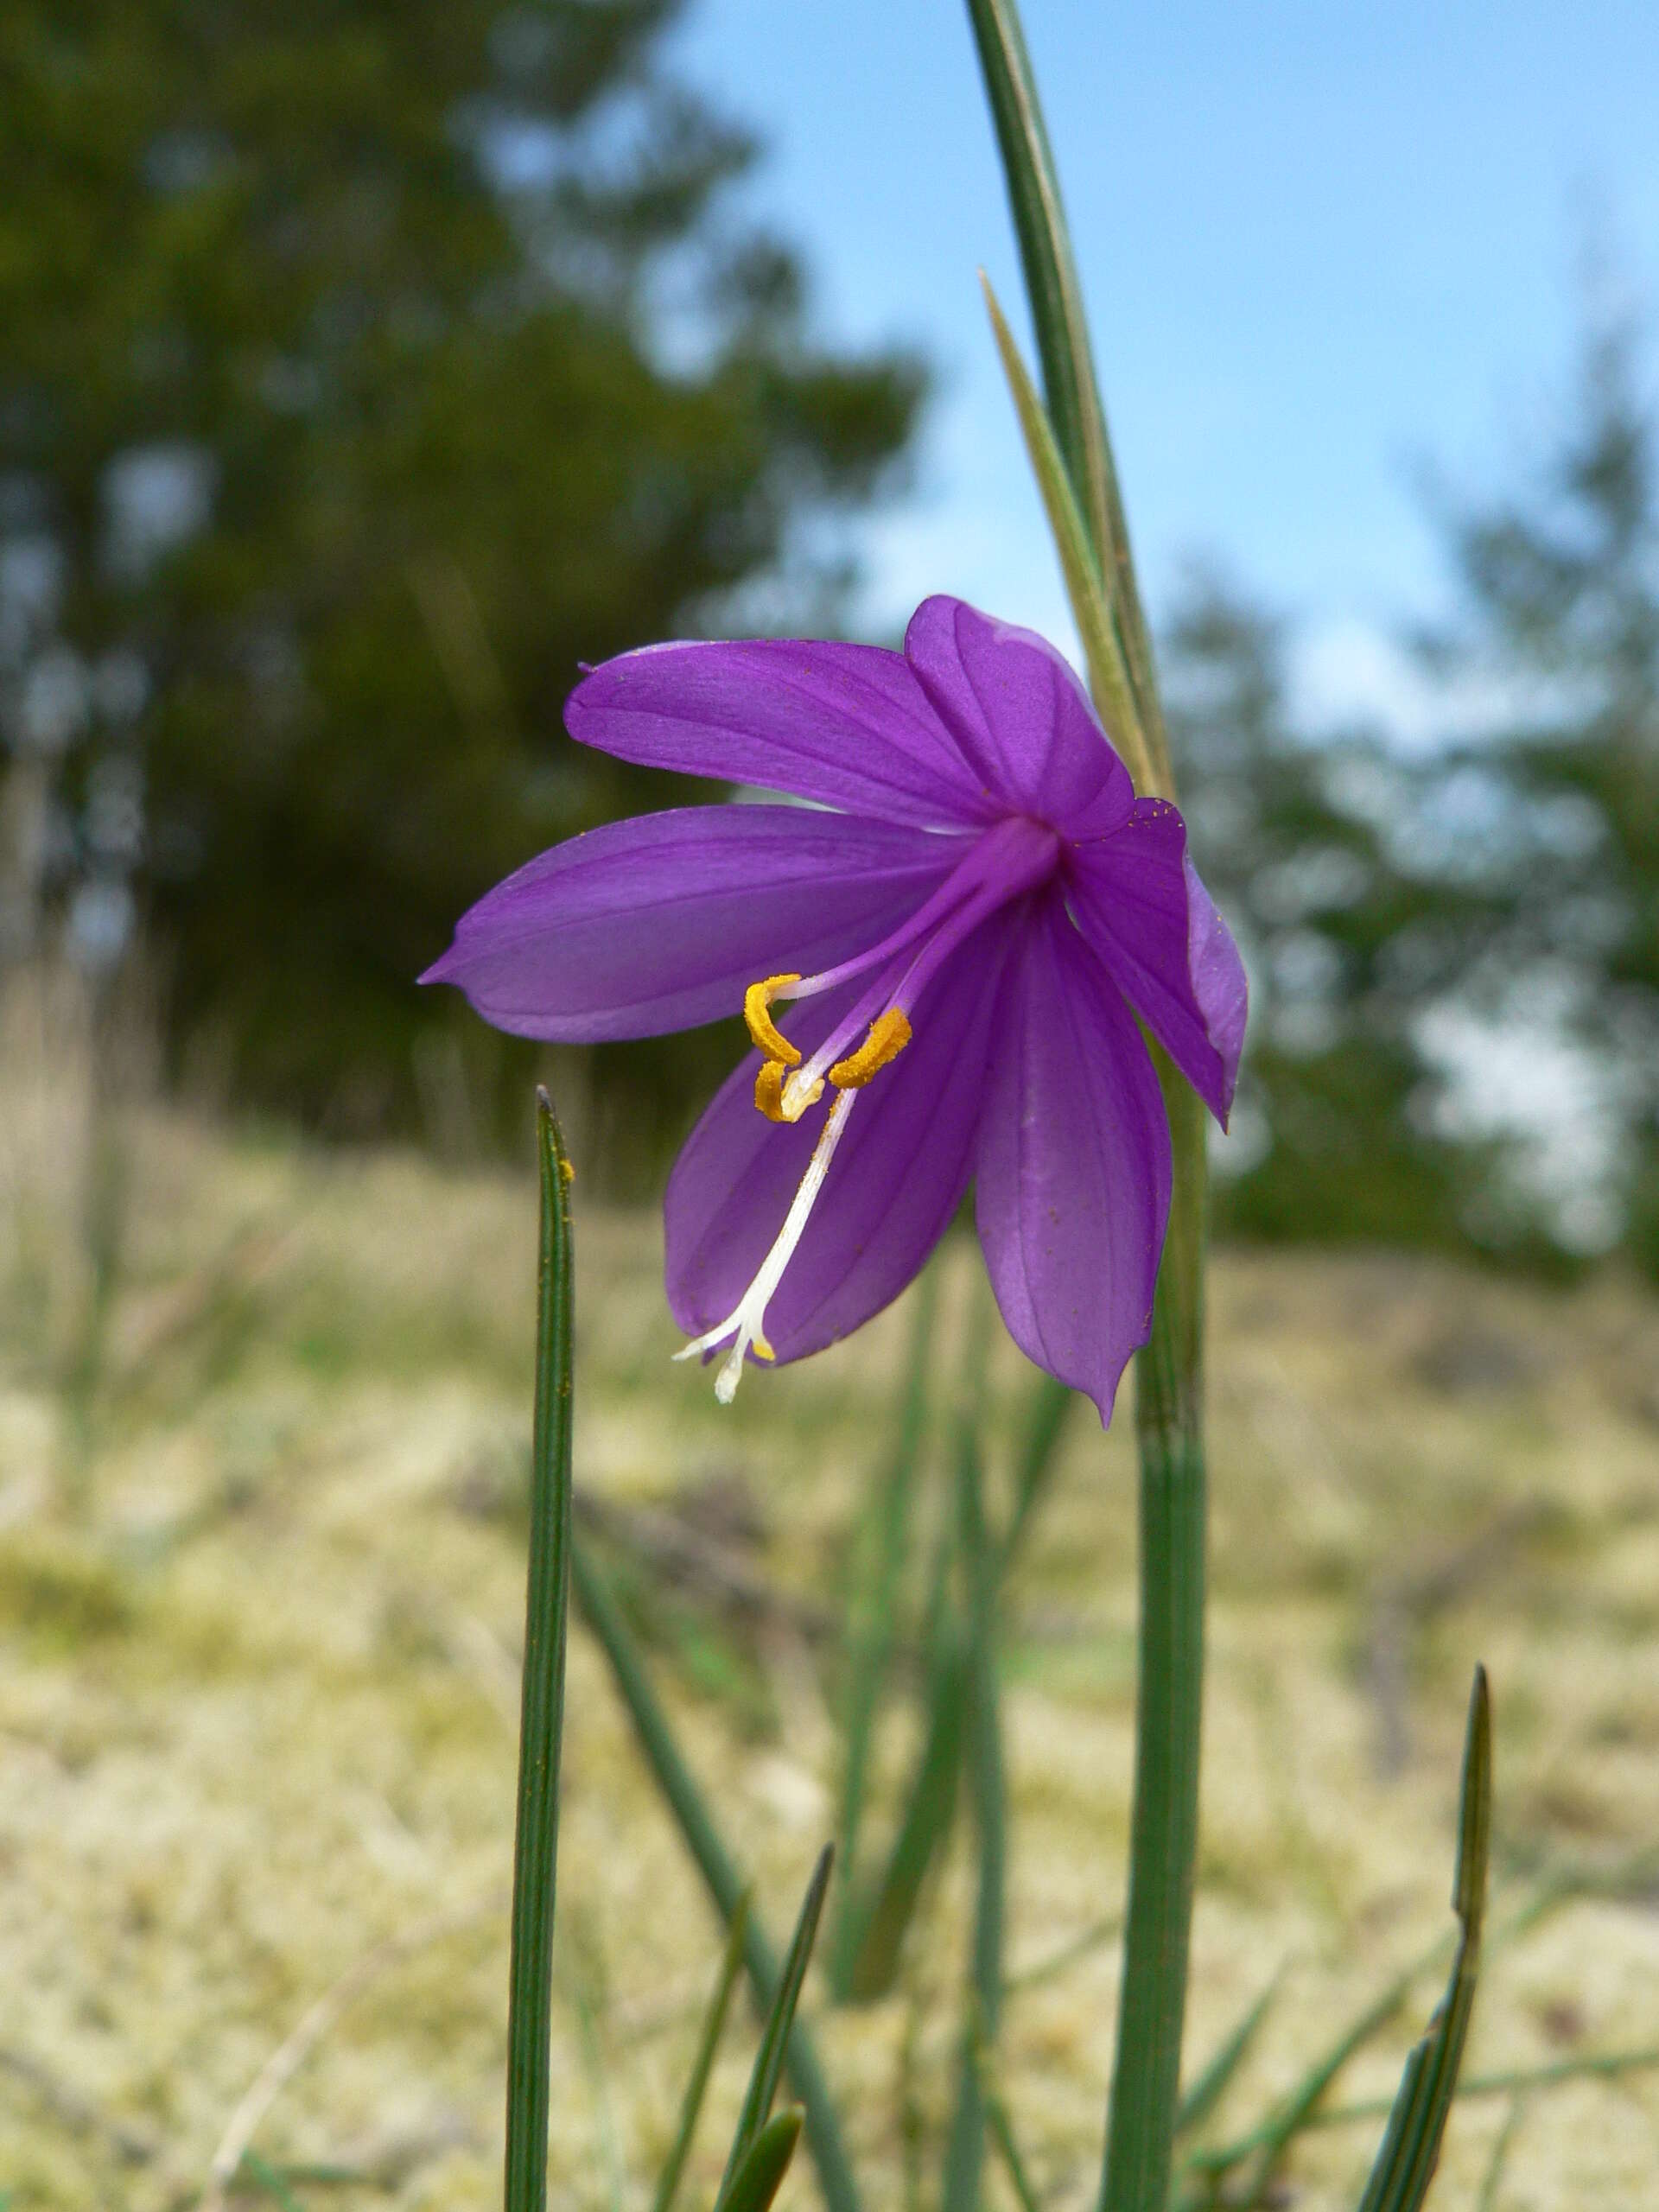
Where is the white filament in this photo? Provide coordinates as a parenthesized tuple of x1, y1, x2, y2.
(674, 1089, 857, 1402)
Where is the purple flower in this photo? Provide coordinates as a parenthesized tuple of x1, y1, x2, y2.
(423, 596, 1246, 1420)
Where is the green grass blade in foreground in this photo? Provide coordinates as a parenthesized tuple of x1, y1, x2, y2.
(835, 1266, 938, 1962)
(715, 2109, 804, 2212)
(981, 276, 1147, 791)
(942, 1416, 1007, 2212)
(964, 0, 1167, 776)
(572, 1540, 861, 2212)
(503, 1090, 575, 2212)
(1175, 1967, 1281, 2141)
(1355, 1667, 1492, 2212)
(718, 1847, 834, 2200)
(650, 1897, 752, 2212)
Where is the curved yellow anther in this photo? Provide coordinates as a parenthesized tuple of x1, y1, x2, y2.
(744, 974, 802, 1066)
(830, 1007, 912, 1090)
(754, 1060, 789, 1122)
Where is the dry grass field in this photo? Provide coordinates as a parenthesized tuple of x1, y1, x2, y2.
(3, 977, 1659, 2210)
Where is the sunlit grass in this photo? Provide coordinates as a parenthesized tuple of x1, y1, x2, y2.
(2, 995, 1656, 2208)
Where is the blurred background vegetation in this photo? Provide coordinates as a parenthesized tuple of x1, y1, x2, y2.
(2, 0, 1656, 1278)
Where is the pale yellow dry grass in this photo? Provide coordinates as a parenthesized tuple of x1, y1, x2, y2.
(3, 980, 1658, 2210)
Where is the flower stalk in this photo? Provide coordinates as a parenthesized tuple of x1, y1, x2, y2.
(963, 5, 1215, 2208)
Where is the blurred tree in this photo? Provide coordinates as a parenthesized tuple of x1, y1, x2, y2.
(0, 1, 923, 1160)
(1424, 298, 1659, 1272)
(1162, 569, 1502, 1254)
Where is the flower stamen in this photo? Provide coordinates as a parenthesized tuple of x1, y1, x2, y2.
(829, 1007, 912, 1089)
(743, 974, 803, 1065)
(674, 1088, 857, 1402)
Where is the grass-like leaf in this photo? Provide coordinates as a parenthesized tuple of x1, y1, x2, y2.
(649, 1895, 752, 2212)
(572, 1541, 861, 2212)
(980, 276, 1149, 791)
(1175, 1967, 1281, 2141)
(999, 1371, 1076, 1575)
(503, 1090, 575, 2212)
(942, 1415, 1007, 2212)
(834, 1268, 938, 1976)
(1354, 1665, 1492, 2212)
(964, 0, 1169, 784)
(715, 2107, 804, 2212)
(718, 1847, 834, 2201)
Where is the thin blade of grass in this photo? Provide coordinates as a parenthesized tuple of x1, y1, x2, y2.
(981, 276, 1148, 791)
(1175, 1967, 1282, 2141)
(718, 1847, 834, 2199)
(942, 1410, 1006, 2212)
(964, 0, 1169, 782)
(982, 2069, 1045, 2212)
(1355, 1665, 1492, 2212)
(1181, 1935, 1446, 2191)
(836, 1268, 938, 1918)
(1476, 2095, 1525, 2212)
(999, 1371, 1076, 1574)
(715, 2108, 804, 2212)
(840, 1630, 970, 2002)
(503, 1090, 575, 2212)
(649, 1897, 753, 2212)
(572, 1540, 860, 2212)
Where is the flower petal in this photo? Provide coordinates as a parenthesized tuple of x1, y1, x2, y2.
(566, 638, 997, 826)
(903, 595, 1135, 830)
(665, 913, 1018, 1363)
(422, 806, 968, 1040)
(1066, 798, 1248, 1125)
(974, 893, 1172, 1423)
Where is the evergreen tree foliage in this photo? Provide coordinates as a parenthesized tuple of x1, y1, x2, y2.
(1427, 302, 1659, 1270)
(1162, 570, 1497, 1254)
(0, 2, 924, 1147)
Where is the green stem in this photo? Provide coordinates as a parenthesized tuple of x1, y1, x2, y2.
(503, 1095, 575, 2212)
(1099, 1067, 1208, 2212)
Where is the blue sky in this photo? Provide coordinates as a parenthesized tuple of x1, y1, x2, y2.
(668, 2, 1658, 737)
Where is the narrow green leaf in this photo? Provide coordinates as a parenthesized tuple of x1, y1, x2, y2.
(839, 1629, 970, 2001)
(236, 2150, 308, 2212)
(942, 1414, 1007, 2212)
(503, 1090, 575, 2212)
(715, 2108, 804, 2212)
(1182, 1936, 1445, 2189)
(1355, 1665, 1492, 2212)
(999, 1371, 1076, 1573)
(719, 1847, 834, 2199)
(836, 1268, 938, 1930)
(964, 0, 1170, 785)
(982, 2073, 1045, 2212)
(572, 1541, 861, 2212)
(1175, 1967, 1282, 2141)
(649, 1896, 753, 2212)
(1476, 2095, 1524, 2212)
(981, 276, 1149, 791)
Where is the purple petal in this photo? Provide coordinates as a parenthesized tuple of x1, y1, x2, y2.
(974, 893, 1172, 1423)
(423, 806, 968, 1040)
(665, 913, 1019, 1363)
(903, 596, 1135, 830)
(1065, 798, 1248, 1125)
(566, 638, 997, 827)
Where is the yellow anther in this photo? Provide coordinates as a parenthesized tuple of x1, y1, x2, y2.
(752, 1334, 776, 1363)
(754, 1060, 789, 1122)
(743, 974, 803, 1066)
(830, 1007, 912, 1090)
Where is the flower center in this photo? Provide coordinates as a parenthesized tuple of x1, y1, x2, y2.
(678, 815, 1059, 1400)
